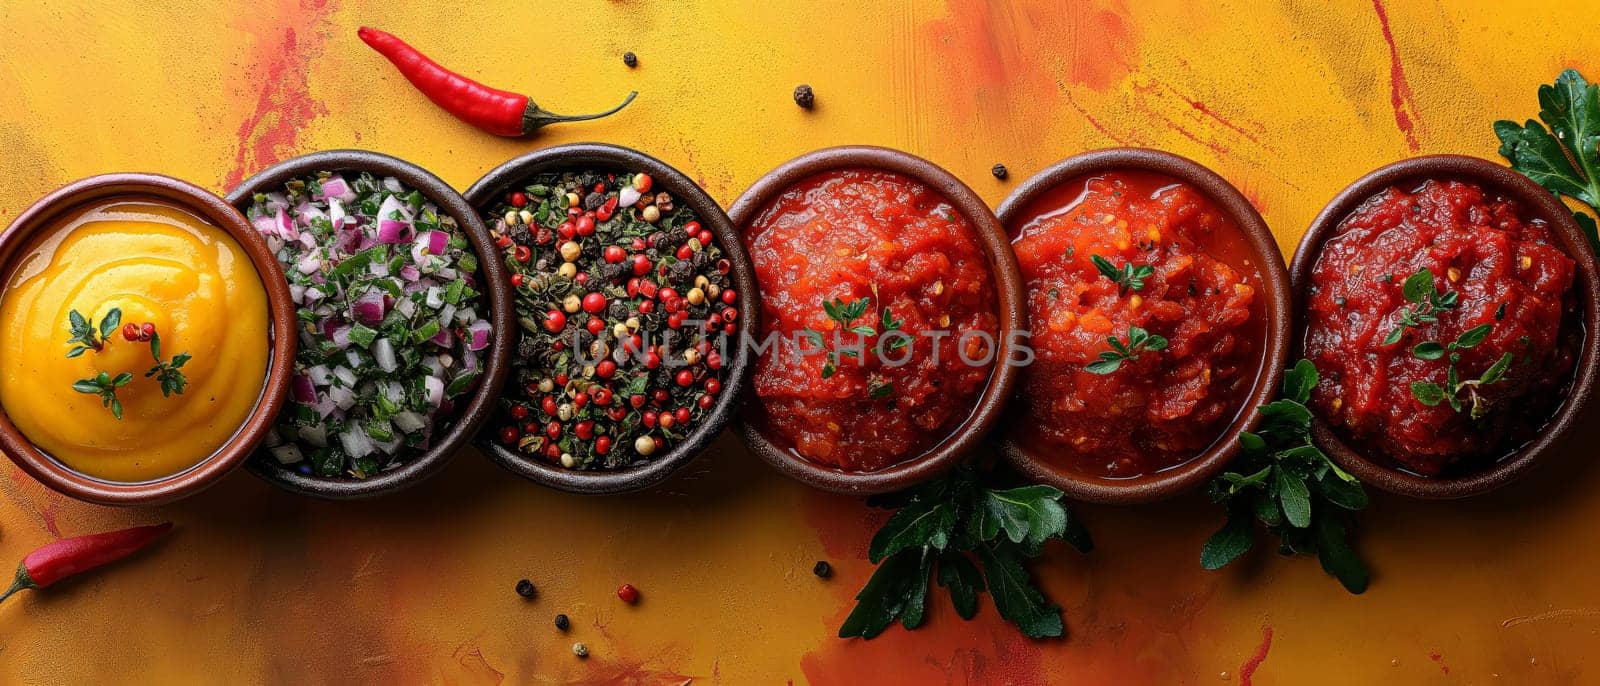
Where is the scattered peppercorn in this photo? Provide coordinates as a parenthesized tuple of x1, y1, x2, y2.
(991, 163, 1009, 180)
(793, 84, 815, 109)
(555, 613, 570, 631)
(813, 560, 832, 579)
(623, 52, 638, 68)
(515, 578, 536, 599)
(572, 642, 589, 659)
(616, 583, 640, 605)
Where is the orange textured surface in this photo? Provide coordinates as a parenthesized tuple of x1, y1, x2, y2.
(2, 1, 1599, 683)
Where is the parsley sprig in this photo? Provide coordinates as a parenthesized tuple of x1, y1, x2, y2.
(71, 371, 135, 420)
(144, 333, 193, 398)
(1494, 68, 1600, 250)
(802, 295, 907, 398)
(839, 462, 1091, 639)
(1409, 324, 1513, 419)
(65, 308, 120, 357)
(1382, 269, 1458, 345)
(1201, 360, 1369, 594)
(1090, 254, 1154, 295)
(1084, 325, 1167, 374)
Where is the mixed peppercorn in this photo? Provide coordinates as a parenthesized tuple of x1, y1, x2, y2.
(487, 170, 738, 470)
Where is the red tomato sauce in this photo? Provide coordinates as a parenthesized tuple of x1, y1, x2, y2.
(1304, 180, 1579, 476)
(745, 169, 998, 472)
(1008, 171, 1264, 478)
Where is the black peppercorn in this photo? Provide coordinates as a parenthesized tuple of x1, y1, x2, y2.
(991, 163, 1008, 180)
(584, 191, 606, 211)
(555, 613, 570, 631)
(515, 579, 536, 599)
(623, 52, 638, 68)
(793, 84, 815, 109)
(813, 560, 832, 578)
(508, 223, 533, 244)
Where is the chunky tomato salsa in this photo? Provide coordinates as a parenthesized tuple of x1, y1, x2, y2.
(1009, 171, 1263, 478)
(1304, 179, 1578, 476)
(746, 169, 998, 472)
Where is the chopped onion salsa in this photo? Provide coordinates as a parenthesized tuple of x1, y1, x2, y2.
(246, 172, 490, 478)
(489, 171, 737, 470)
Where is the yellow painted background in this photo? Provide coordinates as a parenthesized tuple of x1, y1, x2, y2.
(1, 0, 1598, 683)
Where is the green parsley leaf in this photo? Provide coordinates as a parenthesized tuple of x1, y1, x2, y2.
(1495, 69, 1600, 250)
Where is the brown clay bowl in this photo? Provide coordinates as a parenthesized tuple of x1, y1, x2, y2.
(994, 148, 1293, 504)
(0, 173, 297, 505)
(1290, 154, 1600, 499)
(464, 143, 758, 495)
(226, 150, 514, 500)
(727, 146, 1027, 495)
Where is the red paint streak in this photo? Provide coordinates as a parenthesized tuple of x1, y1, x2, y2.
(37, 503, 60, 538)
(1064, 91, 1135, 146)
(1186, 100, 1263, 146)
(1430, 651, 1451, 675)
(1239, 625, 1273, 686)
(576, 654, 698, 685)
(221, 0, 337, 189)
(1161, 117, 1230, 158)
(1372, 0, 1422, 151)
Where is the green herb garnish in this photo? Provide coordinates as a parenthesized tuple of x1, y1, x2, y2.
(1201, 359, 1369, 593)
(1408, 323, 1513, 419)
(1494, 68, 1600, 250)
(804, 295, 905, 398)
(1381, 268, 1458, 345)
(1090, 254, 1154, 295)
(1084, 325, 1167, 374)
(144, 333, 192, 398)
(65, 307, 120, 358)
(839, 463, 1091, 640)
(72, 371, 134, 420)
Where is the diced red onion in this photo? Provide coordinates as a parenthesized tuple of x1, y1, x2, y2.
(276, 206, 298, 240)
(352, 291, 386, 325)
(466, 320, 491, 352)
(307, 365, 334, 386)
(374, 338, 398, 373)
(270, 444, 304, 464)
(329, 385, 357, 411)
(289, 283, 306, 304)
(339, 428, 376, 459)
(321, 175, 355, 202)
(377, 218, 412, 244)
(399, 264, 420, 281)
(296, 253, 321, 275)
(291, 374, 317, 404)
(419, 230, 448, 256)
(392, 411, 428, 434)
(424, 376, 445, 407)
(429, 326, 454, 348)
(619, 186, 642, 208)
(333, 366, 357, 387)
(382, 177, 404, 193)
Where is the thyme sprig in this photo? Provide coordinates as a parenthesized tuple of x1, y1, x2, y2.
(72, 371, 134, 420)
(803, 295, 906, 398)
(65, 308, 120, 357)
(144, 333, 193, 398)
(1408, 323, 1514, 419)
(1090, 254, 1154, 295)
(1084, 325, 1167, 375)
(1382, 269, 1458, 345)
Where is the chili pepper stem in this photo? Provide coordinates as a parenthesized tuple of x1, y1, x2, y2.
(0, 566, 35, 606)
(524, 91, 638, 131)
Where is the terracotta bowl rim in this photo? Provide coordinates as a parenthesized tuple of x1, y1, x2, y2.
(0, 173, 298, 506)
(726, 145, 1028, 496)
(463, 142, 759, 495)
(993, 147, 1294, 504)
(1289, 153, 1600, 499)
(225, 149, 514, 500)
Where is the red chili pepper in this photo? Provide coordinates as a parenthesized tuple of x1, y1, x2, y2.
(0, 522, 172, 606)
(358, 27, 637, 137)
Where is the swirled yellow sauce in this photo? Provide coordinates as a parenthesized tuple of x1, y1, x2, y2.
(0, 200, 270, 482)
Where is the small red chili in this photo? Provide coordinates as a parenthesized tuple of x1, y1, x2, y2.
(674, 407, 691, 425)
(630, 394, 647, 408)
(576, 215, 596, 236)
(630, 237, 648, 251)
(716, 259, 731, 274)
(582, 292, 607, 314)
(632, 254, 652, 276)
(596, 360, 617, 379)
(514, 245, 532, 262)
(723, 322, 737, 335)
(593, 388, 613, 405)
(607, 406, 628, 421)
(511, 274, 526, 288)
(638, 300, 656, 314)
(684, 220, 701, 234)
(634, 174, 653, 193)
(495, 234, 513, 249)
(522, 421, 540, 435)
(653, 389, 671, 404)
(499, 426, 520, 444)
(697, 230, 714, 246)
(667, 312, 684, 330)
(707, 352, 723, 370)
(698, 394, 714, 409)
(555, 373, 569, 386)
(1, 522, 173, 607)
(705, 378, 721, 395)
(358, 27, 636, 137)
(542, 396, 559, 416)
(510, 406, 530, 420)
(573, 392, 589, 409)
(511, 191, 528, 207)
(140, 323, 156, 342)
(721, 289, 738, 304)
(604, 245, 627, 264)
(585, 318, 605, 336)
(639, 281, 660, 299)
(595, 435, 612, 455)
(675, 370, 694, 387)
(558, 222, 577, 241)
(544, 443, 562, 460)
(675, 245, 693, 260)
(641, 410, 658, 428)
(574, 272, 589, 286)
(626, 278, 641, 298)
(546, 421, 562, 439)
(122, 323, 140, 342)
(645, 352, 662, 369)
(597, 197, 618, 221)
(575, 420, 595, 440)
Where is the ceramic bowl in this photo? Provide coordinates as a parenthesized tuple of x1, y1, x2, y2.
(1290, 154, 1600, 498)
(995, 148, 1293, 504)
(727, 145, 1028, 495)
(226, 149, 513, 499)
(0, 173, 297, 505)
(464, 143, 758, 495)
